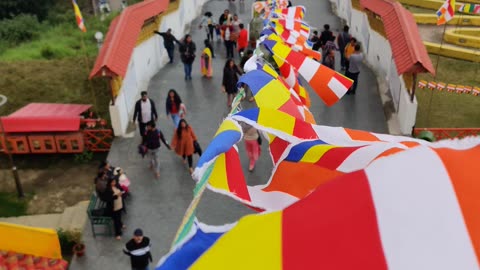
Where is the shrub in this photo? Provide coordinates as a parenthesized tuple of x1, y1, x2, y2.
(0, 14, 41, 45)
(40, 45, 56, 59)
(74, 150, 94, 164)
(57, 229, 83, 256)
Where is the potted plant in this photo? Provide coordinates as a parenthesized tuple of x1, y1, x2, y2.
(69, 230, 86, 257)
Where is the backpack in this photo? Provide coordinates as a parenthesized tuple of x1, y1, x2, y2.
(145, 129, 161, 150)
(138, 144, 148, 158)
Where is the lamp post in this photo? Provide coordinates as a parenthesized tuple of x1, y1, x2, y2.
(94, 31, 104, 50)
(0, 95, 24, 198)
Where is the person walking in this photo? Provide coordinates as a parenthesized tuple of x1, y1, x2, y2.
(165, 89, 187, 127)
(322, 36, 338, 62)
(143, 121, 170, 179)
(218, 9, 230, 41)
(336, 25, 351, 70)
(309, 30, 319, 44)
(224, 24, 235, 58)
(179, 34, 196, 80)
(344, 37, 357, 73)
(243, 124, 261, 171)
(123, 229, 153, 270)
(237, 23, 248, 58)
(222, 58, 243, 107)
(198, 12, 216, 43)
(323, 49, 335, 70)
(171, 119, 200, 174)
(133, 91, 158, 139)
(154, 29, 180, 64)
(201, 40, 214, 78)
(232, 14, 242, 34)
(345, 44, 363, 95)
(317, 24, 333, 50)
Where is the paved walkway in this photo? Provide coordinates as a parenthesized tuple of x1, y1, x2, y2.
(70, 0, 387, 269)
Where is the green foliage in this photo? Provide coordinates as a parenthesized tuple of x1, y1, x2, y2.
(75, 150, 94, 164)
(0, 58, 111, 121)
(0, 14, 41, 45)
(0, 13, 115, 61)
(57, 229, 83, 256)
(416, 55, 480, 128)
(0, 0, 55, 21)
(0, 192, 28, 217)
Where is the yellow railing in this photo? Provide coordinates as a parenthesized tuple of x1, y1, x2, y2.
(424, 41, 480, 62)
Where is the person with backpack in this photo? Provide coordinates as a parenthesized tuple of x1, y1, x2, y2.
(337, 25, 352, 70)
(143, 121, 170, 179)
(198, 12, 216, 43)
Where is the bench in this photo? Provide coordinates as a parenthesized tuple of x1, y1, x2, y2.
(87, 192, 113, 238)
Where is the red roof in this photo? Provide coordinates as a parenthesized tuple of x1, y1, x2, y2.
(360, 0, 435, 75)
(0, 103, 91, 133)
(89, 0, 170, 79)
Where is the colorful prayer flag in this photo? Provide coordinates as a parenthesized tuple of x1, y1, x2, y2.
(72, 0, 87, 32)
(262, 39, 353, 106)
(436, 0, 456, 25)
(459, 4, 480, 14)
(185, 142, 480, 269)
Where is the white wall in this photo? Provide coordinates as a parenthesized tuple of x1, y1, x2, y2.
(330, 0, 417, 135)
(109, 0, 208, 136)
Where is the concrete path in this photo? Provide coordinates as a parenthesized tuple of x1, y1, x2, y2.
(70, 0, 387, 269)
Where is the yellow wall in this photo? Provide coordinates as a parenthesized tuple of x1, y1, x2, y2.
(444, 28, 480, 49)
(413, 14, 480, 26)
(135, 0, 181, 46)
(398, 0, 464, 11)
(0, 222, 62, 259)
(424, 41, 480, 62)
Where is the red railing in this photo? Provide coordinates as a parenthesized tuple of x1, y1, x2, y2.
(413, 128, 480, 140)
(81, 119, 113, 152)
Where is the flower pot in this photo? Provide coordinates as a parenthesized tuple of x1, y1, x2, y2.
(73, 243, 86, 257)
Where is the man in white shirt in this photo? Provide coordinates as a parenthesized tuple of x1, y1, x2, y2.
(133, 91, 158, 139)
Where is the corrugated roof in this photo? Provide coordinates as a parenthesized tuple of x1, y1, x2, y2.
(1, 103, 91, 133)
(360, 0, 435, 75)
(89, 0, 169, 79)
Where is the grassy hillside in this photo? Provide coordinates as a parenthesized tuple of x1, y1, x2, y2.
(0, 58, 110, 118)
(0, 1, 118, 119)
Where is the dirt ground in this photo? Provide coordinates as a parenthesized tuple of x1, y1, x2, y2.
(0, 153, 107, 215)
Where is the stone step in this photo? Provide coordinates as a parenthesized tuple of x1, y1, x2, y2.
(57, 201, 89, 232)
(0, 213, 61, 230)
(0, 201, 89, 233)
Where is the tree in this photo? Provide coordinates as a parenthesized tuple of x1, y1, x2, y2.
(0, 0, 56, 21)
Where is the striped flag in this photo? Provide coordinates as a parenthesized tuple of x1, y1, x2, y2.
(436, 0, 456, 25)
(273, 6, 306, 20)
(262, 39, 353, 106)
(459, 3, 480, 14)
(185, 142, 480, 269)
(208, 146, 251, 203)
(269, 18, 310, 38)
(72, 0, 87, 32)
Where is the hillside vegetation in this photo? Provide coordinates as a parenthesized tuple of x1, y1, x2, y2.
(0, 0, 121, 119)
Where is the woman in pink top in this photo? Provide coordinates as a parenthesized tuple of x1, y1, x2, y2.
(243, 124, 261, 171)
